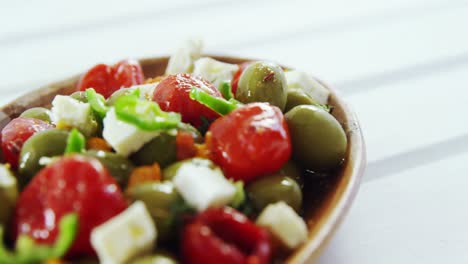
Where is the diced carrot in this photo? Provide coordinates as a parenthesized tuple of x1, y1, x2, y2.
(42, 259, 69, 264)
(176, 131, 197, 160)
(127, 163, 161, 189)
(86, 137, 112, 152)
(194, 143, 210, 159)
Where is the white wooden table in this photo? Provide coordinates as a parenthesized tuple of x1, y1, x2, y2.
(1, 0, 468, 263)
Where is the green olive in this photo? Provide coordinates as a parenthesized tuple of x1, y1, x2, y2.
(285, 89, 318, 112)
(84, 150, 134, 188)
(0, 166, 18, 226)
(130, 133, 177, 168)
(131, 251, 178, 264)
(0, 191, 14, 227)
(126, 181, 180, 242)
(107, 88, 134, 106)
(237, 61, 288, 111)
(19, 107, 52, 123)
(285, 105, 347, 172)
(18, 129, 69, 187)
(80, 114, 100, 138)
(247, 175, 302, 213)
(70, 91, 88, 102)
(278, 160, 304, 188)
(163, 158, 217, 181)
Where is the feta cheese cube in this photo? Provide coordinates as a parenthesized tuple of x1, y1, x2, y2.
(102, 108, 159, 157)
(173, 162, 236, 211)
(256, 201, 308, 249)
(165, 38, 203, 75)
(193, 57, 239, 88)
(126, 83, 158, 101)
(285, 71, 330, 105)
(91, 201, 157, 264)
(51, 95, 96, 136)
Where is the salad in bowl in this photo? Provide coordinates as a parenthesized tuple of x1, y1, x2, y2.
(0, 40, 358, 264)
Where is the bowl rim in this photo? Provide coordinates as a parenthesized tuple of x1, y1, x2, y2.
(287, 84, 366, 263)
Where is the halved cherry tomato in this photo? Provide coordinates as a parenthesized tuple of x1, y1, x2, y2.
(1, 117, 54, 169)
(208, 103, 291, 183)
(77, 59, 144, 98)
(231, 62, 252, 95)
(153, 74, 222, 127)
(13, 155, 128, 257)
(181, 207, 271, 264)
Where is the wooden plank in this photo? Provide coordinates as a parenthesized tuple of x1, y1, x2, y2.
(0, 0, 463, 92)
(318, 152, 468, 264)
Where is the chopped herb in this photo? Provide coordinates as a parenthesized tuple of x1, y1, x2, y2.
(0, 213, 78, 264)
(229, 181, 246, 208)
(114, 94, 181, 131)
(85, 88, 108, 119)
(219, 81, 234, 100)
(189, 87, 238, 116)
(64, 128, 86, 154)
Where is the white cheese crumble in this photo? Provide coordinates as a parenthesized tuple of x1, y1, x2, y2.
(285, 71, 330, 105)
(173, 162, 236, 211)
(91, 201, 157, 264)
(102, 108, 160, 157)
(256, 201, 308, 249)
(165, 38, 203, 75)
(193, 57, 239, 88)
(51, 95, 96, 136)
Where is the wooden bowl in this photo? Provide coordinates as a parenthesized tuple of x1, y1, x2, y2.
(0, 56, 366, 263)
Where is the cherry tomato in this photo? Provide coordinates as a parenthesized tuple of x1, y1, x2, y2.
(208, 103, 291, 183)
(111, 59, 144, 90)
(1, 117, 54, 169)
(13, 155, 128, 257)
(153, 74, 222, 127)
(77, 59, 144, 98)
(231, 62, 252, 95)
(181, 207, 271, 264)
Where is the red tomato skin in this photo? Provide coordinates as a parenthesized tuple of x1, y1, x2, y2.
(111, 59, 144, 90)
(13, 155, 128, 257)
(77, 64, 112, 97)
(231, 62, 252, 95)
(182, 207, 271, 264)
(153, 74, 222, 127)
(77, 59, 144, 98)
(208, 103, 292, 183)
(1, 117, 54, 169)
(182, 221, 245, 264)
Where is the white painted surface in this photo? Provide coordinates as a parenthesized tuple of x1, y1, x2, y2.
(1, 0, 468, 262)
(318, 153, 468, 264)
